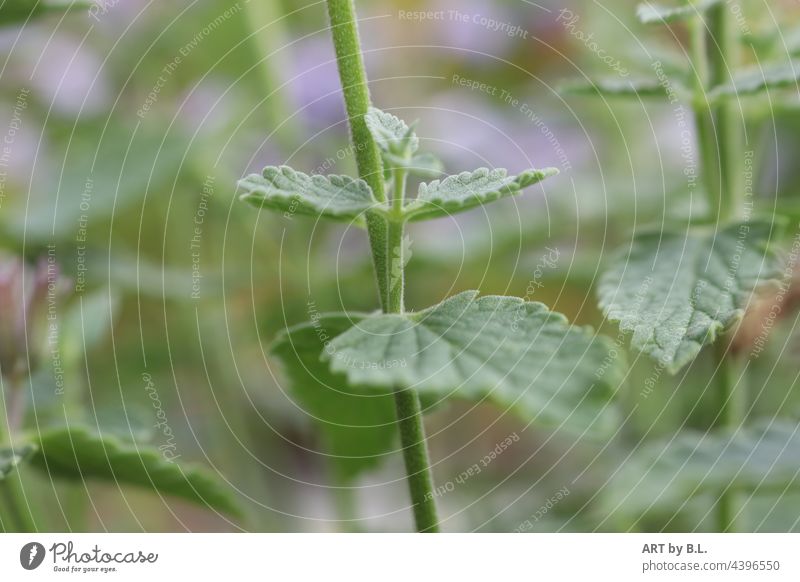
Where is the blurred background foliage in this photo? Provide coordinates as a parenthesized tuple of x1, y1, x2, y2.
(2, 0, 800, 531)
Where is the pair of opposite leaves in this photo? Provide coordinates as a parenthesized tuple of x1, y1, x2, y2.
(240, 107, 781, 445)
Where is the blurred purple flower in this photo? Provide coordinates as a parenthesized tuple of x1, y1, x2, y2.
(285, 36, 345, 131)
(430, 0, 518, 56)
(9, 29, 111, 117)
(177, 78, 241, 138)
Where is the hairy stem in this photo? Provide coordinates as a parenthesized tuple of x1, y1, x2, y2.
(387, 166, 407, 313)
(326, 0, 439, 533)
(387, 219, 405, 313)
(326, 0, 389, 308)
(393, 388, 439, 532)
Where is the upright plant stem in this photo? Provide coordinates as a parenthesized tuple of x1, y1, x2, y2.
(326, 0, 440, 532)
(691, 3, 744, 532)
(393, 388, 439, 532)
(326, 0, 389, 309)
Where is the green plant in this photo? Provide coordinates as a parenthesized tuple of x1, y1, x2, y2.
(0, 258, 239, 532)
(0, 0, 90, 24)
(565, 0, 800, 531)
(239, 0, 625, 532)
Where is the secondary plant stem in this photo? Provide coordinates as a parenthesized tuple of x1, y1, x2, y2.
(326, 0, 440, 532)
(712, 339, 745, 532)
(708, 3, 745, 533)
(692, 3, 744, 532)
(707, 3, 741, 221)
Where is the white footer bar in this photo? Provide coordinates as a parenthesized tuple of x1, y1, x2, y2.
(1, 533, 797, 580)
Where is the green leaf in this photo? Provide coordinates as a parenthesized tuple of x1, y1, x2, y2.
(710, 61, 800, 100)
(788, 28, 800, 58)
(636, 0, 722, 24)
(604, 421, 800, 521)
(30, 426, 240, 517)
(406, 152, 445, 178)
(238, 166, 381, 221)
(0, 444, 36, 480)
(598, 220, 784, 374)
(59, 289, 120, 367)
(365, 107, 419, 157)
(404, 167, 558, 222)
(560, 77, 675, 98)
(271, 314, 398, 482)
(324, 291, 623, 438)
(20, 123, 187, 242)
(0, 0, 88, 24)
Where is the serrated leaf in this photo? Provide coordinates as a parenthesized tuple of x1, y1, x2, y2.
(710, 61, 800, 100)
(324, 291, 623, 438)
(404, 167, 558, 222)
(0, 444, 36, 480)
(560, 78, 674, 98)
(271, 314, 398, 482)
(238, 166, 380, 221)
(636, 0, 721, 24)
(30, 426, 240, 517)
(598, 220, 784, 374)
(365, 107, 419, 157)
(605, 421, 800, 521)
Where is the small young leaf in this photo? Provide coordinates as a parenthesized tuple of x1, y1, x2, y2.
(324, 291, 623, 438)
(710, 61, 800, 100)
(636, 0, 722, 24)
(560, 77, 675, 98)
(238, 166, 381, 221)
(598, 220, 784, 374)
(406, 152, 445, 178)
(404, 167, 558, 222)
(0, 444, 36, 480)
(365, 107, 419, 157)
(604, 420, 800, 521)
(271, 314, 398, 482)
(30, 426, 240, 517)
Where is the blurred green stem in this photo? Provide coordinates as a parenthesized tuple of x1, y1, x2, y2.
(0, 374, 36, 532)
(326, 0, 439, 533)
(707, 3, 742, 219)
(691, 3, 744, 532)
(243, 0, 300, 152)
